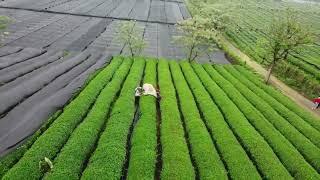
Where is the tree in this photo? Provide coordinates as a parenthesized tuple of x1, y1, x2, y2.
(256, 9, 314, 84)
(175, 1, 237, 62)
(116, 20, 146, 58)
(0, 16, 11, 45)
(174, 16, 217, 62)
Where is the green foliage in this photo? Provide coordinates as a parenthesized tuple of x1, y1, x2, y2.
(234, 65, 320, 132)
(197, 1, 238, 33)
(169, 61, 227, 179)
(256, 8, 314, 61)
(180, 61, 261, 180)
(81, 58, 145, 179)
(272, 62, 320, 99)
(62, 50, 69, 57)
(0, 16, 11, 45)
(44, 59, 133, 179)
(193, 63, 292, 179)
(3, 57, 320, 179)
(116, 21, 146, 57)
(0, 16, 11, 30)
(39, 157, 53, 174)
(158, 60, 195, 179)
(257, 8, 315, 83)
(177, 0, 237, 62)
(127, 59, 157, 180)
(2, 58, 123, 180)
(0, 110, 61, 178)
(213, 65, 320, 178)
(222, 65, 320, 148)
(174, 16, 217, 62)
(188, 0, 320, 98)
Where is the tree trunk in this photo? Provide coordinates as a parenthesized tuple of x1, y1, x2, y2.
(188, 45, 195, 62)
(265, 60, 276, 84)
(129, 44, 134, 57)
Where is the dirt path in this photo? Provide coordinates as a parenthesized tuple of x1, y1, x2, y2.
(221, 37, 320, 118)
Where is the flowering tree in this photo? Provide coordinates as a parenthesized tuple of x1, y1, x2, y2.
(116, 20, 146, 58)
(174, 16, 217, 62)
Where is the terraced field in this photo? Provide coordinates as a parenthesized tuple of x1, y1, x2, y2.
(1, 57, 319, 179)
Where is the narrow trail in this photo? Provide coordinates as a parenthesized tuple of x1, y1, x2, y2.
(221, 37, 320, 118)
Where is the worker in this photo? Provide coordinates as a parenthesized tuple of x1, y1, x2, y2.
(312, 97, 320, 110)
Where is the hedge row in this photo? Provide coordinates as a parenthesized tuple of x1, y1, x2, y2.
(44, 59, 133, 179)
(212, 65, 320, 178)
(127, 59, 158, 180)
(225, 66, 320, 148)
(0, 110, 61, 178)
(0, 57, 109, 178)
(157, 60, 195, 179)
(192, 63, 292, 179)
(169, 61, 227, 179)
(2, 57, 123, 180)
(81, 58, 145, 179)
(180, 62, 261, 180)
(234, 65, 320, 132)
